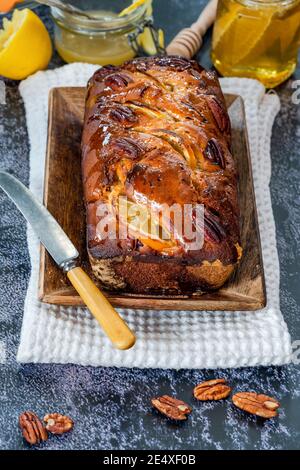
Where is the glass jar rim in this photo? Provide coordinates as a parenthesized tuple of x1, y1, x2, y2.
(50, 3, 149, 33)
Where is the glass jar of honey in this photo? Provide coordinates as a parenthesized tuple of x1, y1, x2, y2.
(51, 0, 162, 66)
(211, 0, 300, 87)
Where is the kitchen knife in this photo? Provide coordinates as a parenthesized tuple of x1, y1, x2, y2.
(0, 171, 136, 350)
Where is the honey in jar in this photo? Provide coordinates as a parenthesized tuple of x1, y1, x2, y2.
(211, 0, 300, 87)
(50, 0, 162, 66)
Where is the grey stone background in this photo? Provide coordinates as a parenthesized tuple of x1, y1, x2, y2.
(0, 0, 299, 450)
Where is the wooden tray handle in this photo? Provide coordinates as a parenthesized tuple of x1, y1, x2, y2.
(166, 0, 218, 58)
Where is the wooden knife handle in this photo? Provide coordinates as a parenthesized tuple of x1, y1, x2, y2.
(166, 0, 217, 58)
(67, 267, 136, 350)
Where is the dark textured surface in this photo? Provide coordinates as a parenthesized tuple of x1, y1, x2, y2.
(0, 0, 300, 450)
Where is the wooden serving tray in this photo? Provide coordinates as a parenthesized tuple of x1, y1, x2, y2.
(39, 87, 266, 311)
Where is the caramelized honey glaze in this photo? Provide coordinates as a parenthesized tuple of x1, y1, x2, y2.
(82, 56, 241, 270)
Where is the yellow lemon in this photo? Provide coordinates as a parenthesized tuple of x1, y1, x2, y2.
(119, 0, 150, 17)
(1, 1, 24, 13)
(120, 199, 175, 252)
(138, 27, 165, 55)
(0, 8, 52, 80)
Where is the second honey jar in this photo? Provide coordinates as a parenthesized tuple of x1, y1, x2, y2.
(211, 0, 300, 88)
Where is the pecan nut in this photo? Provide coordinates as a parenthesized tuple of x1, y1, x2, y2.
(44, 413, 74, 434)
(110, 105, 137, 124)
(151, 395, 192, 421)
(204, 138, 226, 169)
(19, 411, 48, 445)
(104, 73, 132, 90)
(232, 392, 280, 419)
(207, 96, 230, 133)
(204, 209, 226, 243)
(194, 378, 231, 401)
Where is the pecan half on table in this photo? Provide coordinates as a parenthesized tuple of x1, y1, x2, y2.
(19, 411, 48, 445)
(44, 413, 74, 434)
(151, 395, 192, 421)
(194, 378, 231, 401)
(232, 392, 280, 419)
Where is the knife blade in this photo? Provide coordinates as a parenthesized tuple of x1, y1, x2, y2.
(0, 171, 136, 350)
(0, 171, 78, 268)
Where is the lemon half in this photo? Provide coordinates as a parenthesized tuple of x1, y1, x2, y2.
(0, 8, 52, 80)
(1, 1, 22, 13)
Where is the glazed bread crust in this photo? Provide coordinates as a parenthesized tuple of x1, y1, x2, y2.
(82, 56, 241, 294)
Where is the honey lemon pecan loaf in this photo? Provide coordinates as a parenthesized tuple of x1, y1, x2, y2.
(81, 56, 241, 294)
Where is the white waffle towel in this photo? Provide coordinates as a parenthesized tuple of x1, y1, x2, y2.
(17, 63, 292, 369)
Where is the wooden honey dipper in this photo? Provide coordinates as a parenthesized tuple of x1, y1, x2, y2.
(166, 0, 218, 58)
